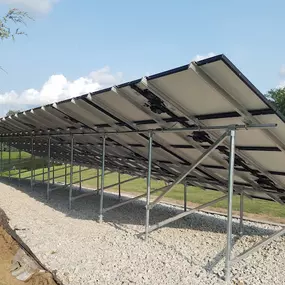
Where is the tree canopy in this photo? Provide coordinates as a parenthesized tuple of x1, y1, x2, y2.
(0, 8, 31, 41)
(265, 87, 285, 115)
(6, 110, 21, 116)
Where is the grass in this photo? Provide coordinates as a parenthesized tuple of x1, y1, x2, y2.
(1, 152, 285, 219)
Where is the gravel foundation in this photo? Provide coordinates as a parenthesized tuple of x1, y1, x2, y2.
(0, 180, 284, 285)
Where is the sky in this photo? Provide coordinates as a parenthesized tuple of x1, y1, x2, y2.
(0, 0, 285, 116)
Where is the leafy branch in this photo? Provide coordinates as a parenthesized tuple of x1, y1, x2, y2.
(0, 8, 32, 41)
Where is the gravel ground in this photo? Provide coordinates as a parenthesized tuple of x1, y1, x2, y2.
(0, 179, 284, 285)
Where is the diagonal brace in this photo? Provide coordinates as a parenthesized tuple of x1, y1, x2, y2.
(149, 130, 229, 209)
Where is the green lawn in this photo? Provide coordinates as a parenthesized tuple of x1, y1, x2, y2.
(1, 151, 285, 219)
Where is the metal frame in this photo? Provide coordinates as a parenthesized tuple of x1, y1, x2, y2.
(0, 123, 283, 285)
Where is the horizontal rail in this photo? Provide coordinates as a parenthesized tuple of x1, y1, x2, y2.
(72, 176, 139, 202)
(103, 184, 165, 213)
(0, 123, 277, 138)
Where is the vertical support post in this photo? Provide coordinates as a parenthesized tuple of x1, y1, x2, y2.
(239, 192, 244, 235)
(79, 165, 82, 190)
(99, 136, 106, 223)
(225, 129, 236, 284)
(184, 181, 187, 212)
(30, 137, 34, 190)
(8, 140, 11, 180)
(47, 136, 51, 200)
(52, 160, 55, 184)
(0, 138, 3, 178)
(42, 161, 45, 183)
(18, 148, 21, 185)
(145, 132, 153, 240)
(97, 168, 99, 191)
(118, 172, 121, 200)
(69, 135, 74, 209)
(64, 162, 67, 185)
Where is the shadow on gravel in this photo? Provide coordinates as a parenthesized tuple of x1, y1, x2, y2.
(1, 178, 277, 238)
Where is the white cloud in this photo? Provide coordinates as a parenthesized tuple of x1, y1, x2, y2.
(0, 0, 59, 13)
(192, 52, 216, 62)
(277, 65, 285, 88)
(0, 66, 123, 116)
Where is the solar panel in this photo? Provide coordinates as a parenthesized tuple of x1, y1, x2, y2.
(1, 54, 285, 204)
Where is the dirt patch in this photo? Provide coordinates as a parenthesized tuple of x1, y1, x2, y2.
(0, 209, 60, 285)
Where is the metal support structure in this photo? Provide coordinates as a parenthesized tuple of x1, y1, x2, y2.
(8, 140, 11, 180)
(184, 181, 187, 212)
(147, 195, 227, 234)
(47, 136, 51, 200)
(64, 162, 67, 185)
(0, 139, 2, 177)
(239, 192, 244, 236)
(225, 129, 236, 283)
(79, 165, 82, 190)
(52, 161, 55, 184)
(149, 130, 228, 209)
(231, 227, 285, 265)
(72, 174, 135, 202)
(99, 136, 106, 223)
(30, 137, 34, 190)
(145, 132, 153, 240)
(118, 172, 121, 200)
(97, 168, 99, 190)
(103, 183, 164, 213)
(69, 135, 74, 209)
(18, 148, 21, 185)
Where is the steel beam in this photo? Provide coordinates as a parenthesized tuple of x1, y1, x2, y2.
(69, 135, 74, 209)
(147, 195, 227, 234)
(73, 175, 137, 202)
(8, 140, 11, 180)
(232, 227, 285, 264)
(149, 130, 229, 208)
(103, 180, 164, 213)
(118, 172, 121, 200)
(47, 136, 51, 200)
(99, 136, 106, 223)
(30, 137, 34, 190)
(145, 132, 153, 240)
(239, 192, 244, 235)
(225, 129, 236, 284)
(184, 182, 187, 212)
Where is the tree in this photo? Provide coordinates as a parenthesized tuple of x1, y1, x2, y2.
(265, 87, 285, 115)
(6, 110, 21, 116)
(0, 8, 31, 41)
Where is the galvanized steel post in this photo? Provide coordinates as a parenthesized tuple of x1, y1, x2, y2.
(118, 172, 121, 200)
(8, 140, 11, 180)
(64, 162, 67, 185)
(184, 181, 187, 212)
(239, 192, 244, 235)
(99, 135, 106, 223)
(145, 132, 153, 240)
(18, 148, 21, 185)
(69, 135, 74, 209)
(225, 129, 236, 284)
(79, 165, 82, 190)
(47, 136, 51, 200)
(0, 138, 2, 178)
(30, 137, 34, 190)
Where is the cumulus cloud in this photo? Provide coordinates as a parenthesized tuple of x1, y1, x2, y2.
(0, 66, 123, 116)
(192, 52, 216, 62)
(0, 0, 59, 13)
(277, 65, 285, 88)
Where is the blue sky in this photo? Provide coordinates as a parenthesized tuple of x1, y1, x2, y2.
(0, 0, 285, 115)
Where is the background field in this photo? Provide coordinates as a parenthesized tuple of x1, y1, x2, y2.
(1, 151, 285, 219)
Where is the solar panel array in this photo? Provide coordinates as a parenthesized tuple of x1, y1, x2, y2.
(1, 54, 285, 204)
